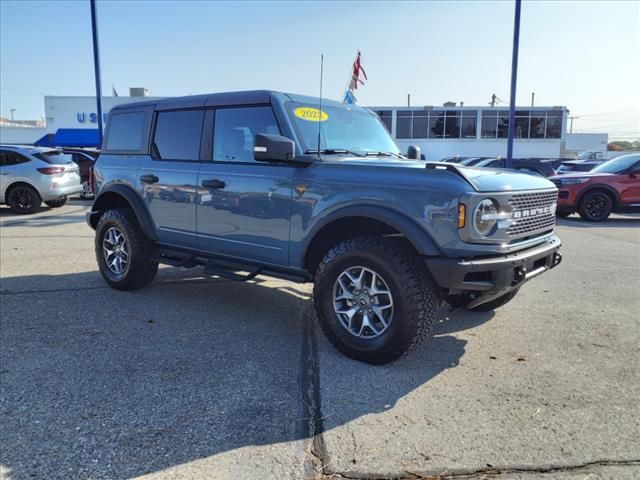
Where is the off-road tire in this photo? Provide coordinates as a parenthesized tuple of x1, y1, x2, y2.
(578, 190, 613, 222)
(95, 208, 158, 291)
(313, 236, 437, 365)
(469, 289, 519, 312)
(45, 197, 67, 208)
(7, 184, 41, 214)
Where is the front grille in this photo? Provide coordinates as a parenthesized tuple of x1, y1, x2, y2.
(506, 190, 558, 237)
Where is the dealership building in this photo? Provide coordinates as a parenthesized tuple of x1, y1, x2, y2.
(0, 90, 606, 159)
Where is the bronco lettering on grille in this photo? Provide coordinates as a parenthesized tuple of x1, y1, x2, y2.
(512, 204, 556, 219)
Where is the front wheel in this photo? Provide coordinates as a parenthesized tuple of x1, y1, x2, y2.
(45, 197, 67, 208)
(313, 237, 436, 365)
(95, 208, 158, 291)
(578, 190, 612, 222)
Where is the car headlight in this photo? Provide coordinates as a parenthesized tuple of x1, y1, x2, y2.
(560, 178, 589, 185)
(474, 198, 500, 236)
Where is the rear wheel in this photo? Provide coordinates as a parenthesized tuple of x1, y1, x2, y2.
(95, 208, 158, 290)
(468, 289, 519, 312)
(578, 190, 613, 222)
(45, 197, 67, 208)
(7, 185, 41, 214)
(313, 236, 436, 365)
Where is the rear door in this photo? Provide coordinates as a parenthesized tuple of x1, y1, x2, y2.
(196, 106, 294, 266)
(138, 109, 204, 248)
(617, 160, 640, 206)
(0, 150, 32, 202)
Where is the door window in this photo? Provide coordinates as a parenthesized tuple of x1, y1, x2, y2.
(0, 151, 30, 167)
(213, 106, 280, 163)
(153, 110, 204, 160)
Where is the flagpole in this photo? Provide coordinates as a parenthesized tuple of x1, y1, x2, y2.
(342, 51, 359, 102)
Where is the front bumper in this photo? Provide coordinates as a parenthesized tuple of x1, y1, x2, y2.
(426, 235, 562, 308)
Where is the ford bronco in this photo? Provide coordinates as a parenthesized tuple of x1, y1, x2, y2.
(88, 90, 562, 364)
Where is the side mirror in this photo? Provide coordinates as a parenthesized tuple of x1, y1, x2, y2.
(407, 145, 421, 160)
(253, 134, 296, 162)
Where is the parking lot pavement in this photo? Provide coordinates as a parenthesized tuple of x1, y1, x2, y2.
(1, 202, 639, 479)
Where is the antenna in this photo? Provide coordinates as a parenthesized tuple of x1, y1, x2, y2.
(317, 54, 324, 160)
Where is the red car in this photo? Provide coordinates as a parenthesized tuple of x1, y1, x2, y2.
(550, 154, 640, 221)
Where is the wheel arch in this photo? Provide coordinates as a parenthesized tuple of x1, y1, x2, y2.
(302, 205, 442, 274)
(4, 181, 41, 202)
(576, 184, 621, 209)
(88, 184, 157, 241)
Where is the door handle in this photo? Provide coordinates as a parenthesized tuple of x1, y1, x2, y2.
(202, 179, 226, 189)
(140, 174, 159, 184)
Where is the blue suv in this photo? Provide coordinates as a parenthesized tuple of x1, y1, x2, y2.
(88, 90, 562, 364)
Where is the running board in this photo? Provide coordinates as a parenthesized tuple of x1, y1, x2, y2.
(203, 259, 260, 281)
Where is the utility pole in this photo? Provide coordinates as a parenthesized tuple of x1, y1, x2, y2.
(90, 0, 104, 146)
(531, 92, 535, 107)
(9, 108, 16, 122)
(490, 94, 497, 107)
(505, 0, 522, 169)
(568, 116, 579, 134)
(407, 94, 411, 107)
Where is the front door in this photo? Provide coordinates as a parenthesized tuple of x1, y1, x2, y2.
(138, 109, 204, 248)
(617, 160, 640, 206)
(196, 106, 294, 266)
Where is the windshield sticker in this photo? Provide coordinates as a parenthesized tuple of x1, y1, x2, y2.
(294, 107, 328, 122)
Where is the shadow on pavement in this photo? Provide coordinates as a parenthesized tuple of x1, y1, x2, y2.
(557, 215, 640, 228)
(0, 269, 491, 479)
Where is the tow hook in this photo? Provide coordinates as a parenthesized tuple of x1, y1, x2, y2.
(512, 266, 527, 286)
(552, 252, 563, 268)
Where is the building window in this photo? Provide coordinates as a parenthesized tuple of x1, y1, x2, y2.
(444, 111, 461, 138)
(153, 110, 204, 160)
(546, 111, 563, 138)
(396, 111, 412, 139)
(481, 110, 498, 138)
(497, 111, 510, 138)
(375, 110, 392, 133)
(429, 110, 445, 138)
(530, 114, 546, 138)
(514, 110, 530, 139)
(461, 111, 477, 138)
(412, 111, 428, 138)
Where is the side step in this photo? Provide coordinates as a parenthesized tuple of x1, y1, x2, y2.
(203, 259, 260, 282)
(151, 250, 198, 268)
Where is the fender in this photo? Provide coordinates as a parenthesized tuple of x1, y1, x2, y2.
(88, 183, 158, 241)
(575, 184, 622, 208)
(301, 204, 443, 265)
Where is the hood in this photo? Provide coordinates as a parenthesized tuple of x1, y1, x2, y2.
(331, 158, 555, 193)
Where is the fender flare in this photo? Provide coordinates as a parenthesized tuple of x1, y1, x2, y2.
(89, 184, 158, 241)
(576, 184, 621, 209)
(301, 205, 442, 266)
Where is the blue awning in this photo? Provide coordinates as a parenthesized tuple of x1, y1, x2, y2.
(35, 129, 101, 148)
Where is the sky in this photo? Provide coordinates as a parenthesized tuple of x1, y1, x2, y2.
(1, 0, 639, 139)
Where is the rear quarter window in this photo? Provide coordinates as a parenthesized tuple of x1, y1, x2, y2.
(105, 111, 146, 151)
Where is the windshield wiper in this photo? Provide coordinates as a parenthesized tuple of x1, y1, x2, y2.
(364, 151, 405, 159)
(304, 148, 364, 157)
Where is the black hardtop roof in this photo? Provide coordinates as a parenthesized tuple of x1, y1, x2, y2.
(110, 90, 351, 113)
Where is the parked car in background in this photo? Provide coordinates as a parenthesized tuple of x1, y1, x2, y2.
(556, 160, 602, 174)
(550, 154, 640, 221)
(0, 145, 83, 213)
(458, 157, 487, 166)
(62, 148, 99, 199)
(473, 158, 557, 177)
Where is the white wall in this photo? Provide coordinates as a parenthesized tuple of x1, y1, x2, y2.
(0, 126, 47, 145)
(565, 133, 608, 155)
(44, 96, 165, 134)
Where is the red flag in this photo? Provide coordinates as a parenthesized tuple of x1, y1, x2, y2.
(349, 51, 367, 90)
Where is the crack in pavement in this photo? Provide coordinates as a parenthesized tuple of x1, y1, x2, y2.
(322, 459, 640, 479)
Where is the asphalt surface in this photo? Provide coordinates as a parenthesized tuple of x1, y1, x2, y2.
(0, 200, 639, 480)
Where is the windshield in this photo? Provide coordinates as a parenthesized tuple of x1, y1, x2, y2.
(591, 154, 640, 174)
(33, 151, 74, 165)
(286, 102, 401, 156)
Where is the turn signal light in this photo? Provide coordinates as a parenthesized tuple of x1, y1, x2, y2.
(37, 167, 65, 175)
(457, 203, 466, 228)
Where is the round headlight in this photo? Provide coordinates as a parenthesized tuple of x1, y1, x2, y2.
(474, 199, 499, 236)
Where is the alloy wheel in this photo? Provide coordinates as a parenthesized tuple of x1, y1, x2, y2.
(332, 266, 394, 339)
(102, 227, 129, 276)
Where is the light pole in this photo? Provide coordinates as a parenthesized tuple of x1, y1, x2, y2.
(90, 0, 104, 146)
(10, 108, 16, 122)
(505, 0, 522, 169)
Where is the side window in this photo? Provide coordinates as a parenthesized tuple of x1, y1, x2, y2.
(152, 110, 204, 161)
(0, 151, 9, 166)
(213, 106, 280, 163)
(105, 112, 146, 151)
(0, 151, 29, 166)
